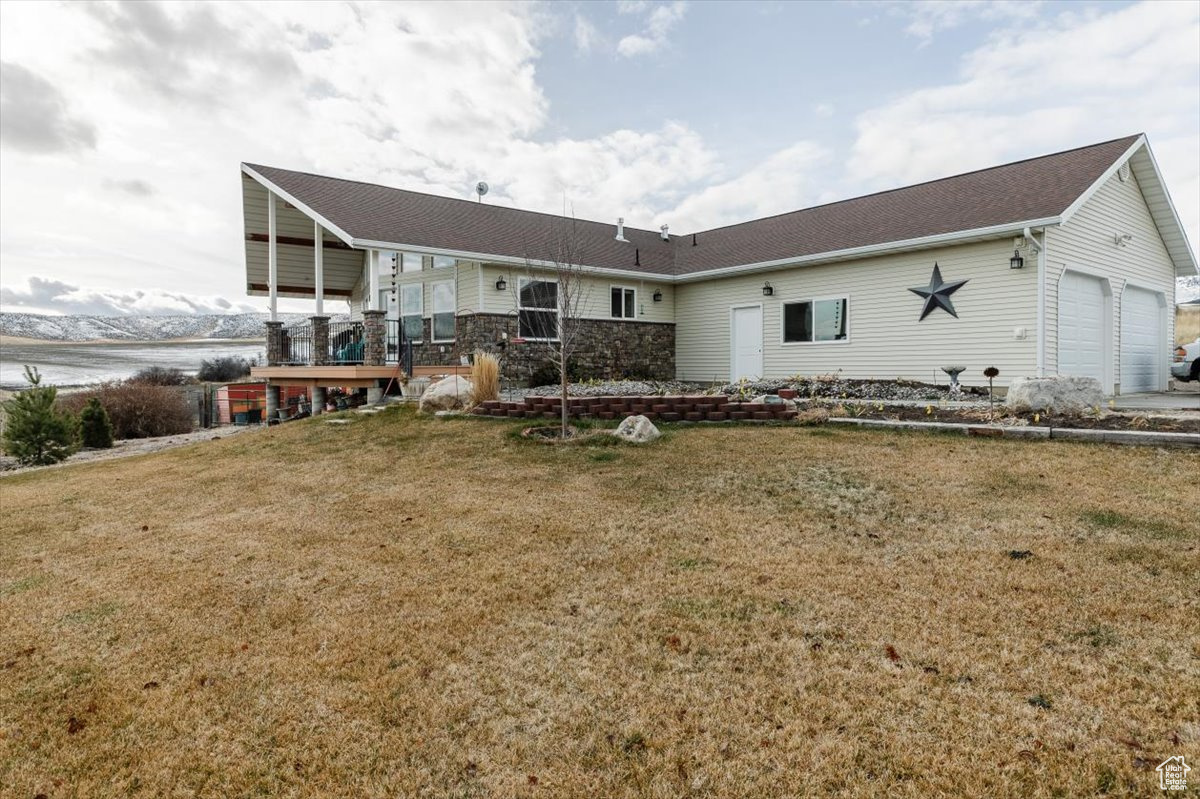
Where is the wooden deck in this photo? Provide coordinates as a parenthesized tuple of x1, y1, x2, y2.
(251, 364, 471, 388)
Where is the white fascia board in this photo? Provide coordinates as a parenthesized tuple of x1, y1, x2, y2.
(350, 237, 669, 281)
(241, 164, 356, 247)
(672, 217, 1061, 283)
(1130, 141, 1199, 277)
(1059, 136, 1147, 225)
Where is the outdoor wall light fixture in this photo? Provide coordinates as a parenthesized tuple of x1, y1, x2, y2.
(1009, 249, 1024, 269)
(762, 281, 774, 296)
(495, 276, 507, 291)
(653, 289, 663, 302)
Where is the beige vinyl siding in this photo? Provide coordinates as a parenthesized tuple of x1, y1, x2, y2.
(477, 264, 674, 324)
(350, 257, 482, 330)
(675, 239, 1037, 386)
(1044, 167, 1176, 389)
(242, 178, 365, 298)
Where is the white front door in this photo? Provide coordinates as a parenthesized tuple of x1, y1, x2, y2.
(1057, 271, 1107, 384)
(1120, 286, 1162, 393)
(730, 305, 763, 381)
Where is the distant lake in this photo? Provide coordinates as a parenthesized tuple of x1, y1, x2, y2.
(0, 339, 265, 389)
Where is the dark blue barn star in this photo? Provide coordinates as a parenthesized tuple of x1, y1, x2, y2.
(909, 263, 968, 320)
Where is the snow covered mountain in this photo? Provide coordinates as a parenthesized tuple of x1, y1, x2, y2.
(0, 312, 346, 342)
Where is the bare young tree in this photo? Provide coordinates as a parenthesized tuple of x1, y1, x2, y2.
(507, 216, 592, 438)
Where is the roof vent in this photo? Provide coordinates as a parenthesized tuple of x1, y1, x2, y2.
(1117, 163, 1130, 183)
(660, 224, 670, 241)
(615, 217, 628, 243)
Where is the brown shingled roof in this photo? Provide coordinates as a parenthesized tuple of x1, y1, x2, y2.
(244, 135, 1140, 278)
(245, 164, 674, 275)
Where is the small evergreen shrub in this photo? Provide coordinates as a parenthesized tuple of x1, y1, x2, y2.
(2, 366, 79, 465)
(129, 366, 193, 386)
(197, 356, 255, 383)
(79, 397, 115, 448)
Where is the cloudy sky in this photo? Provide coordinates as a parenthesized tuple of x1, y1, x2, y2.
(0, 0, 1197, 316)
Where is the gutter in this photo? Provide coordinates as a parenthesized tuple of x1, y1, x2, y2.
(1023, 226, 1046, 377)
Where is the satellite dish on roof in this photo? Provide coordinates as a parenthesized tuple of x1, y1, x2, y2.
(476, 181, 489, 202)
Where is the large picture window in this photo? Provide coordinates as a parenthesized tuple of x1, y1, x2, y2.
(782, 297, 848, 343)
(400, 283, 423, 342)
(518, 278, 558, 340)
(610, 286, 636, 319)
(432, 280, 455, 342)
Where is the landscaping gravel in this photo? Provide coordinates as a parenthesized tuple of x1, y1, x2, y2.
(504, 376, 987, 402)
(507, 379, 710, 400)
(719, 376, 987, 402)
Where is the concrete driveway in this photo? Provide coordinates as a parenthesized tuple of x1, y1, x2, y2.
(1113, 381, 1200, 411)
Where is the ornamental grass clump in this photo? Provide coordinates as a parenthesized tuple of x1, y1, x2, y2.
(468, 351, 501, 407)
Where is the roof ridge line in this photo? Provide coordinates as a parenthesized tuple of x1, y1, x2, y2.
(684, 134, 1143, 237)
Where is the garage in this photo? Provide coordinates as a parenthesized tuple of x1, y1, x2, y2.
(1057, 271, 1108, 384)
(1120, 286, 1163, 393)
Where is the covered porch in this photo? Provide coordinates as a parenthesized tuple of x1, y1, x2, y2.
(242, 165, 419, 415)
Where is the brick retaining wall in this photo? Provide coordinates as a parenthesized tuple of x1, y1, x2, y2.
(471, 395, 798, 422)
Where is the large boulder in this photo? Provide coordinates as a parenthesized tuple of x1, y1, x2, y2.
(419, 376, 474, 413)
(612, 414, 661, 444)
(1006, 376, 1105, 413)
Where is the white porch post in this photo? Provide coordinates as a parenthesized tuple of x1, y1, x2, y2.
(368, 249, 381, 310)
(267, 191, 278, 322)
(313, 220, 324, 316)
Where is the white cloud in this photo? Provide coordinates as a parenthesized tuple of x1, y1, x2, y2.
(848, 1, 1200, 253)
(663, 142, 830, 232)
(813, 103, 835, 119)
(574, 14, 600, 54)
(617, 1, 686, 58)
(886, 0, 1043, 46)
(1, 277, 257, 316)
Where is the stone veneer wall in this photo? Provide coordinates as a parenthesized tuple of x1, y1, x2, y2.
(406, 313, 675, 384)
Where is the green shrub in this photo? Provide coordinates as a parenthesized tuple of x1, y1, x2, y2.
(79, 397, 114, 448)
(197, 356, 255, 383)
(527, 359, 582, 388)
(58, 381, 192, 439)
(2, 366, 79, 465)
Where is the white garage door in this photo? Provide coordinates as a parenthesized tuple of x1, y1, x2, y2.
(1120, 287, 1162, 393)
(1058, 271, 1106, 383)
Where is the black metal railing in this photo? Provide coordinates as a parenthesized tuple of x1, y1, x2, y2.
(385, 319, 413, 374)
(329, 321, 365, 364)
(281, 323, 312, 365)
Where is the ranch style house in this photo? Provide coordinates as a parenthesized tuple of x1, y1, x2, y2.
(242, 134, 1196, 407)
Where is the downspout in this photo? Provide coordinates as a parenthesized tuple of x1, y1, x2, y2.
(1023, 226, 1046, 377)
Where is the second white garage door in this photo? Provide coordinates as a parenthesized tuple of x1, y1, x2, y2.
(1120, 287, 1162, 393)
(1058, 271, 1107, 384)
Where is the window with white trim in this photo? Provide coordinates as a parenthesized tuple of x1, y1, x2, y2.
(518, 278, 558, 340)
(432, 280, 455, 342)
(399, 253, 423, 273)
(610, 286, 636, 319)
(432, 255, 456, 269)
(400, 283, 423, 342)
(782, 297, 848, 343)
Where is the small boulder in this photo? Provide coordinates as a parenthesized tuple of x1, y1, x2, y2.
(419, 376, 474, 413)
(612, 414, 661, 444)
(1006, 376, 1104, 414)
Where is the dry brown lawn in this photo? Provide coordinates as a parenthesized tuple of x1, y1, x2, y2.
(2, 407, 1197, 798)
